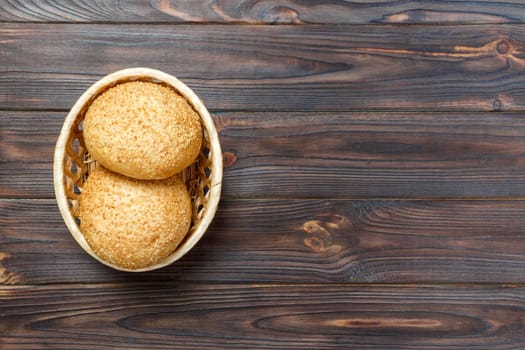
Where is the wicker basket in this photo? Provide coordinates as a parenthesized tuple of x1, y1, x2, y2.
(53, 68, 223, 272)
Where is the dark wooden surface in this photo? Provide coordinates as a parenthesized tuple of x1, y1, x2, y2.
(2, 0, 525, 24)
(3, 1, 525, 349)
(3, 284, 525, 349)
(3, 24, 525, 112)
(4, 198, 525, 284)
(6, 111, 525, 198)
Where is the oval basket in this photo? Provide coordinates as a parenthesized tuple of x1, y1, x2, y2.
(53, 68, 223, 272)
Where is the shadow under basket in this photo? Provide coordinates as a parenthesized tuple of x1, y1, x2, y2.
(53, 68, 223, 272)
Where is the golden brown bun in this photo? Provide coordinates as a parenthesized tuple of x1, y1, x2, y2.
(78, 166, 192, 269)
(83, 81, 202, 180)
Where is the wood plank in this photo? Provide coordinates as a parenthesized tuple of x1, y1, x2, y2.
(1, 0, 525, 24)
(4, 111, 525, 199)
(182, 111, 525, 198)
(1, 283, 525, 349)
(3, 198, 525, 285)
(2, 24, 525, 111)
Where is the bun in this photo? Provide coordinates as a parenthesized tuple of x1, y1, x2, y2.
(78, 166, 192, 269)
(83, 81, 202, 180)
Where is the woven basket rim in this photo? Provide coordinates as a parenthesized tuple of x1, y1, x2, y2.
(53, 67, 223, 272)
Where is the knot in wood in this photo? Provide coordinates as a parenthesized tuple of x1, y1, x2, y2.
(302, 220, 333, 252)
(223, 151, 237, 168)
(493, 99, 503, 112)
(0, 252, 19, 285)
(496, 40, 510, 55)
(265, 6, 302, 24)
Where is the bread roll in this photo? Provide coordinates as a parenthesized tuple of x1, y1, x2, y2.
(83, 81, 202, 180)
(79, 166, 192, 269)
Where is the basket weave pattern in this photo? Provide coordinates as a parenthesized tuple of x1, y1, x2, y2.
(54, 69, 222, 272)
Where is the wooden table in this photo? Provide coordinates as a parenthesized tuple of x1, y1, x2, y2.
(3, 1, 525, 349)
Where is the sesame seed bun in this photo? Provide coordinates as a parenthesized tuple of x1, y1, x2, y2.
(83, 81, 202, 180)
(78, 166, 192, 270)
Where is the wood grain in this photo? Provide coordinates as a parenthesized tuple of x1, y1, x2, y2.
(1, 0, 525, 24)
(3, 198, 525, 285)
(201, 111, 525, 198)
(2, 283, 525, 349)
(2, 24, 525, 111)
(4, 111, 525, 199)
(3, 6, 525, 350)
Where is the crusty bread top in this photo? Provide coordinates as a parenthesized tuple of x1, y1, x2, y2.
(78, 166, 192, 269)
(83, 81, 202, 180)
